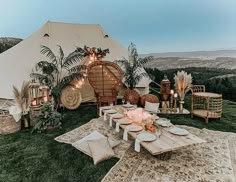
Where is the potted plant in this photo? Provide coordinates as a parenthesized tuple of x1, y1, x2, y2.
(31, 102, 62, 133)
(115, 43, 153, 104)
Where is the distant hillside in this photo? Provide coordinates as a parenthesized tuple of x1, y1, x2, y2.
(142, 50, 236, 58)
(0, 37, 22, 53)
(146, 57, 236, 70)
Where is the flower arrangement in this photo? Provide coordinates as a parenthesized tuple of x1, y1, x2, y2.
(126, 108, 156, 133)
(174, 70, 192, 101)
(82, 46, 109, 60)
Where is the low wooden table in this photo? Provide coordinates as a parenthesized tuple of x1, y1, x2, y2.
(104, 106, 206, 159)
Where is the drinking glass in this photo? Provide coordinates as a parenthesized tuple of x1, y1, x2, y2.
(122, 98, 125, 105)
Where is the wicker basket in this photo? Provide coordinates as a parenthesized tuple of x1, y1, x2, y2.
(60, 85, 82, 110)
(141, 94, 159, 106)
(123, 89, 140, 105)
(0, 114, 21, 134)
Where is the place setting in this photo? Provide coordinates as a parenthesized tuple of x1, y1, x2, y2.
(123, 124, 143, 141)
(99, 105, 113, 116)
(115, 118, 132, 132)
(155, 118, 172, 127)
(103, 109, 117, 120)
(134, 131, 158, 152)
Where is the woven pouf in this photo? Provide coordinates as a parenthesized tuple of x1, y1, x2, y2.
(0, 114, 21, 134)
(60, 85, 82, 110)
(123, 89, 140, 105)
(141, 94, 159, 106)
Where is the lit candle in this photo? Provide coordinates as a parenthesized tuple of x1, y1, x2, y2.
(174, 93, 178, 98)
(170, 90, 174, 95)
(43, 96, 48, 102)
(32, 100, 36, 106)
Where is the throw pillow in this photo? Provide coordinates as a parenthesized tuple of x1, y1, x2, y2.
(145, 101, 160, 113)
(87, 137, 115, 165)
(72, 131, 120, 157)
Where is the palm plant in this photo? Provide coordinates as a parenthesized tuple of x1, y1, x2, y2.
(115, 43, 153, 89)
(30, 45, 86, 109)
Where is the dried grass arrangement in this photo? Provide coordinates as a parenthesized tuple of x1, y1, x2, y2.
(174, 70, 192, 101)
(13, 81, 30, 113)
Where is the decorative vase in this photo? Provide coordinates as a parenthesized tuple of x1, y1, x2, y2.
(179, 100, 184, 113)
(123, 89, 140, 105)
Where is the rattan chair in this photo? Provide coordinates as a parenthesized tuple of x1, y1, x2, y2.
(190, 85, 205, 93)
(87, 61, 123, 110)
(190, 85, 222, 123)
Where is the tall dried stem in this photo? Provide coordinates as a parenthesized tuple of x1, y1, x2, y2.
(174, 71, 192, 101)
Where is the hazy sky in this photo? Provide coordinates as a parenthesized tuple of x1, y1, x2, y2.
(0, 0, 236, 53)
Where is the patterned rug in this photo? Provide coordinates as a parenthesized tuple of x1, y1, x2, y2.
(54, 117, 131, 158)
(102, 126, 236, 182)
(55, 117, 236, 182)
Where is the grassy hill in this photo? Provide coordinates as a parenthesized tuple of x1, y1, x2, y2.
(146, 57, 236, 70)
(0, 37, 22, 53)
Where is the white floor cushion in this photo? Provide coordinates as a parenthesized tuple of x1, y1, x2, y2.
(145, 101, 160, 113)
(72, 131, 119, 157)
(87, 137, 115, 165)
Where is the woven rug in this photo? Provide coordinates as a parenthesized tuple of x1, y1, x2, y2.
(55, 117, 236, 182)
(54, 117, 131, 158)
(102, 126, 236, 182)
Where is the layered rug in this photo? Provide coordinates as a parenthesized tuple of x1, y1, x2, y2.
(54, 117, 131, 158)
(55, 117, 236, 182)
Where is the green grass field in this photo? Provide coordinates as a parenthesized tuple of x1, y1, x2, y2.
(0, 96, 236, 182)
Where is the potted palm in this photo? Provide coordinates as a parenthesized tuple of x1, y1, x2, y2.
(115, 43, 153, 104)
(30, 45, 86, 110)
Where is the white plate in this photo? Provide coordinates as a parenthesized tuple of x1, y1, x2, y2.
(117, 118, 132, 125)
(106, 109, 117, 114)
(152, 115, 159, 120)
(158, 118, 170, 121)
(111, 113, 124, 119)
(123, 104, 134, 108)
(126, 125, 143, 132)
(157, 120, 172, 127)
(144, 109, 160, 113)
(137, 132, 157, 142)
(169, 127, 189, 136)
(101, 106, 112, 110)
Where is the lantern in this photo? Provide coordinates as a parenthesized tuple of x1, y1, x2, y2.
(29, 80, 40, 106)
(160, 75, 171, 101)
(39, 84, 50, 103)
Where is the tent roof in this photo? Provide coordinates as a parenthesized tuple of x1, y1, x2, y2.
(0, 21, 150, 100)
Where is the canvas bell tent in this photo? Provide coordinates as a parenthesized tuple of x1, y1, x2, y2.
(0, 21, 150, 108)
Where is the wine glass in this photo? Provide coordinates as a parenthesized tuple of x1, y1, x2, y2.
(122, 98, 125, 105)
(110, 102, 113, 107)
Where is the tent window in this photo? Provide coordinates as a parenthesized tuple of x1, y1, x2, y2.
(104, 34, 109, 38)
(44, 33, 49, 37)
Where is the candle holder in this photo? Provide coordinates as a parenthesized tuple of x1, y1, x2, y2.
(173, 93, 178, 113)
(169, 90, 174, 112)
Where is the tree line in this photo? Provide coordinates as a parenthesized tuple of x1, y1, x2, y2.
(146, 67, 236, 102)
